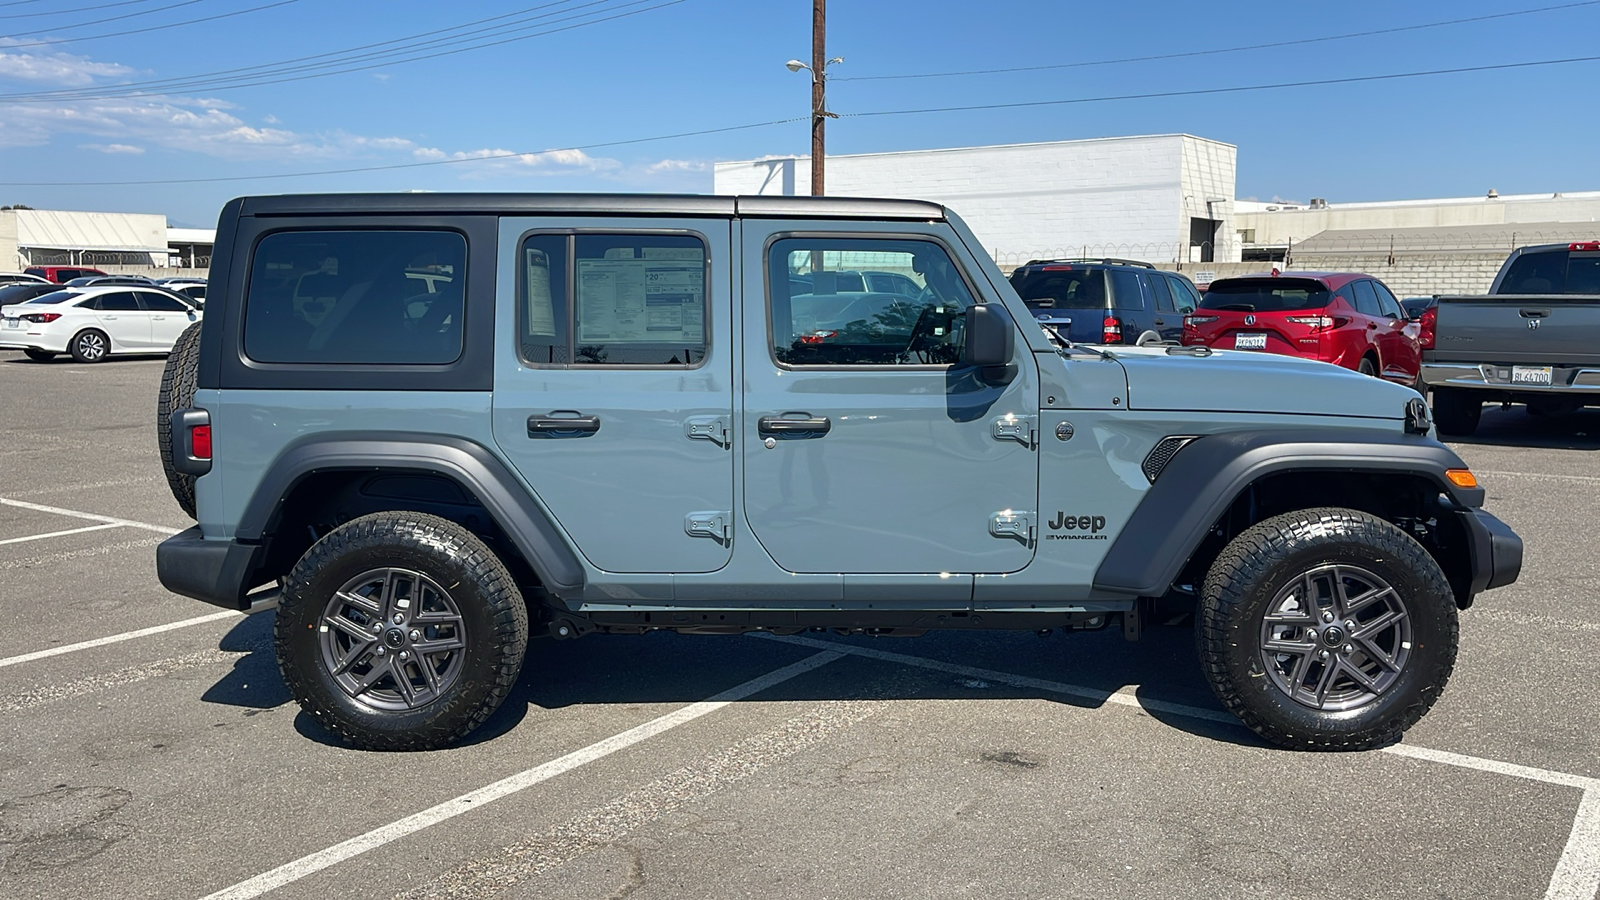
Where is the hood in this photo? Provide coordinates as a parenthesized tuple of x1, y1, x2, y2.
(1111, 346, 1416, 419)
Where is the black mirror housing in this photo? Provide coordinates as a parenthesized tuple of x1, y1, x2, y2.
(963, 304, 1016, 383)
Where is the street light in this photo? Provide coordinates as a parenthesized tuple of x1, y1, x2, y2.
(786, 54, 842, 196)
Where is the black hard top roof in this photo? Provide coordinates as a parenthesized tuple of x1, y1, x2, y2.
(236, 192, 947, 220)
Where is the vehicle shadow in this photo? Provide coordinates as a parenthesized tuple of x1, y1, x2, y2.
(1446, 405, 1600, 451)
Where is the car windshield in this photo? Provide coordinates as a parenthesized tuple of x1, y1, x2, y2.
(1199, 279, 1332, 312)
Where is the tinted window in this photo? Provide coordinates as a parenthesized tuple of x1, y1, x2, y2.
(769, 237, 974, 366)
(1011, 268, 1106, 309)
(139, 292, 190, 312)
(21, 290, 74, 304)
(1147, 273, 1176, 312)
(1370, 281, 1404, 319)
(1108, 270, 1147, 311)
(1200, 279, 1332, 312)
(518, 234, 568, 365)
(1499, 249, 1569, 293)
(0, 284, 53, 304)
(179, 285, 206, 300)
(244, 230, 466, 365)
(1167, 275, 1200, 313)
(1350, 280, 1381, 317)
(95, 291, 142, 311)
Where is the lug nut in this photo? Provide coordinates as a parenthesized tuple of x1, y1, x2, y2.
(392, 613, 405, 625)
(1319, 650, 1330, 660)
(1322, 611, 1334, 623)
(1344, 620, 1356, 630)
(1342, 644, 1354, 654)
(409, 629, 421, 642)
(399, 650, 410, 660)
(371, 622, 383, 633)
(375, 646, 386, 656)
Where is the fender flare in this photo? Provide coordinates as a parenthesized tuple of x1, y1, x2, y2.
(237, 432, 585, 596)
(1092, 428, 1481, 597)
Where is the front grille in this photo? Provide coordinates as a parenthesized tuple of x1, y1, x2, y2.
(1142, 436, 1198, 483)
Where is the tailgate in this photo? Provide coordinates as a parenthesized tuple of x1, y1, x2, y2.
(1432, 295, 1600, 366)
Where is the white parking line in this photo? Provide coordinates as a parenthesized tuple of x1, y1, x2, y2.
(0, 522, 121, 547)
(0, 611, 239, 670)
(762, 634, 1600, 900)
(198, 649, 845, 900)
(1477, 470, 1600, 485)
(0, 497, 181, 535)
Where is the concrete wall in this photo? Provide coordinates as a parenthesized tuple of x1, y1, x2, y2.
(1284, 253, 1506, 297)
(714, 134, 1240, 266)
(0, 211, 17, 271)
(1179, 136, 1238, 262)
(1238, 191, 1600, 249)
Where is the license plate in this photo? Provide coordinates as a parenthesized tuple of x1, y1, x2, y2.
(1512, 365, 1553, 385)
(2, 318, 18, 329)
(1233, 333, 1267, 350)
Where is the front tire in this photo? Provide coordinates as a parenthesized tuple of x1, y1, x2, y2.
(1197, 508, 1458, 751)
(69, 329, 109, 363)
(276, 512, 529, 751)
(1432, 388, 1482, 436)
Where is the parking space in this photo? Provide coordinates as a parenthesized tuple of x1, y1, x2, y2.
(0, 347, 1596, 900)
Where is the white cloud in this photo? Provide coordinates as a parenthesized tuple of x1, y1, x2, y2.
(407, 146, 622, 178)
(80, 142, 144, 154)
(647, 159, 708, 173)
(0, 43, 136, 87)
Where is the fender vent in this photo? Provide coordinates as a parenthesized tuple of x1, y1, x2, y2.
(1142, 436, 1198, 483)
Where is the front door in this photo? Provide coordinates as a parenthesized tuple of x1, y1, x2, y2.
(491, 218, 734, 574)
(740, 223, 1040, 576)
(138, 290, 198, 349)
(88, 291, 152, 349)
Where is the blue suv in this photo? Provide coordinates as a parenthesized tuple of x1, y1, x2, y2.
(1008, 258, 1202, 345)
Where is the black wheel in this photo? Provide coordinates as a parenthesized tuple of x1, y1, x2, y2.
(1357, 356, 1378, 377)
(23, 349, 54, 362)
(1431, 388, 1481, 437)
(276, 512, 529, 751)
(1197, 508, 1458, 751)
(69, 329, 109, 363)
(156, 321, 203, 518)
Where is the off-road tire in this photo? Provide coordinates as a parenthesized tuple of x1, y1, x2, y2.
(156, 321, 202, 518)
(69, 328, 109, 363)
(1197, 508, 1458, 751)
(23, 349, 54, 362)
(276, 512, 528, 751)
(1431, 388, 1481, 437)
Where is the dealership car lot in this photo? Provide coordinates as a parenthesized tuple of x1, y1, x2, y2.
(0, 348, 1596, 900)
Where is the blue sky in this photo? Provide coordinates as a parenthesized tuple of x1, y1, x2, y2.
(1, 0, 1597, 226)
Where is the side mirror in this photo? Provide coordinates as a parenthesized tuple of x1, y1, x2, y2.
(963, 304, 1016, 383)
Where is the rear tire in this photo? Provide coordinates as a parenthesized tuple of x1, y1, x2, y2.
(156, 321, 203, 519)
(1431, 388, 1482, 437)
(69, 329, 109, 363)
(275, 512, 529, 751)
(1197, 508, 1458, 751)
(23, 349, 54, 362)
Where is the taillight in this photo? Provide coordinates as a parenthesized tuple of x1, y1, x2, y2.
(1102, 316, 1122, 343)
(1285, 315, 1335, 330)
(1419, 306, 1436, 349)
(21, 313, 61, 324)
(1568, 241, 1600, 251)
(190, 424, 212, 459)
(1184, 315, 1218, 327)
(798, 330, 836, 345)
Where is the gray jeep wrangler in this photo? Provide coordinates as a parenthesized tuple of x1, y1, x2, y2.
(154, 193, 1522, 752)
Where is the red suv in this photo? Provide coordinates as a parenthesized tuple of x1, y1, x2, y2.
(1181, 272, 1422, 386)
(24, 265, 106, 284)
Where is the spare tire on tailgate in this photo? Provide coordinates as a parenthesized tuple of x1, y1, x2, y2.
(157, 321, 203, 519)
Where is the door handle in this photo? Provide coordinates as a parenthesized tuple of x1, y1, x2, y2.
(1519, 308, 1550, 318)
(758, 414, 831, 436)
(527, 412, 601, 436)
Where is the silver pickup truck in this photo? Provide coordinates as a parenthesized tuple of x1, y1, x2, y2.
(1422, 241, 1600, 435)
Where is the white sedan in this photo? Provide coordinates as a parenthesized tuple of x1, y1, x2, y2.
(0, 285, 201, 363)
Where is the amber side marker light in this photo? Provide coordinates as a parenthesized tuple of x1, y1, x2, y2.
(1446, 469, 1479, 489)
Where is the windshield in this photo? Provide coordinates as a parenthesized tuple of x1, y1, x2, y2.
(1199, 279, 1331, 312)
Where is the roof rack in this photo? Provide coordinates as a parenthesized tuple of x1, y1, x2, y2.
(1020, 257, 1156, 269)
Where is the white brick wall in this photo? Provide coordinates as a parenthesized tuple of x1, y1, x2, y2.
(713, 135, 1240, 264)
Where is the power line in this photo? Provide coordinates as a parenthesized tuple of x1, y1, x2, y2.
(0, 0, 299, 49)
(834, 0, 1600, 82)
(0, 0, 185, 21)
(0, 0, 663, 98)
(1, 0, 211, 36)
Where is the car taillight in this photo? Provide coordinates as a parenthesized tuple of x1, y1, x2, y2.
(190, 424, 212, 460)
(21, 313, 61, 323)
(1568, 241, 1600, 251)
(798, 330, 836, 345)
(1419, 306, 1436, 349)
(1184, 315, 1218, 327)
(1102, 316, 1122, 343)
(1285, 315, 1335, 330)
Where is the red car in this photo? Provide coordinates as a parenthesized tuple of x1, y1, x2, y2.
(1181, 271, 1422, 386)
(23, 265, 106, 284)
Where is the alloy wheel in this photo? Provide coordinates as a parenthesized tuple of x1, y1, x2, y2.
(1258, 563, 1412, 711)
(318, 567, 468, 711)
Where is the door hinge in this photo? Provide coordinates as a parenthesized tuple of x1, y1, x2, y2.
(684, 416, 730, 447)
(991, 414, 1037, 448)
(989, 511, 1035, 544)
(685, 511, 732, 542)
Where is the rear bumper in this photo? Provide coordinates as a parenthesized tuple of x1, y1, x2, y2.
(156, 526, 266, 611)
(1460, 509, 1522, 598)
(1421, 361, 1600, 394)
(0, 333, 68, 353)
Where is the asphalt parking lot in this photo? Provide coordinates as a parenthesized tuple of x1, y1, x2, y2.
(0, 348, 1596, 900)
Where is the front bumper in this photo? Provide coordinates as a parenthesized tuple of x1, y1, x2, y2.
(1460, 509, 1522, 599)
(156, 526, 267, 611)
(1421, 361, 1600, 394)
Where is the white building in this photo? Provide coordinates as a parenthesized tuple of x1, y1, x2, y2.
(713, 135, 1240, 267)
(0, 208, 214, 271)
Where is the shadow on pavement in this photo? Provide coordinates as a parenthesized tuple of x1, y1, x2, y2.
(1447, 405, 1600, 451)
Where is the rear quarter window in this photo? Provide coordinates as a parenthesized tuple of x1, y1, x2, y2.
(1498, 249, 1600, 294)
(243, 230, 466, 364)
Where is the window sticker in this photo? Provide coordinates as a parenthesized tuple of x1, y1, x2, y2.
(576, 257, 704, 344)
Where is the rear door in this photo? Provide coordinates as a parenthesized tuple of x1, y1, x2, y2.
(137, 290, 198, 350)
(490, 218, 734, 575)
(1370, 280, 1419, 381)
(87, 291, 152, 349)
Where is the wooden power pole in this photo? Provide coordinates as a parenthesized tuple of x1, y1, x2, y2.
(811, 0, 826, 196)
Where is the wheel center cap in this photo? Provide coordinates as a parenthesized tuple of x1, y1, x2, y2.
(383, 628, 407, 649)
(1321, 625, 1346, 648)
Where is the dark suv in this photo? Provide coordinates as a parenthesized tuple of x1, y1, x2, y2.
(1008, 258, 1201, 345)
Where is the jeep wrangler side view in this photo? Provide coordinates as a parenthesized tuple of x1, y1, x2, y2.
(154, 193, 1522, 752)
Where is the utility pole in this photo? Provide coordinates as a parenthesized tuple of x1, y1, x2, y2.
(811, 0, 826, 196)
